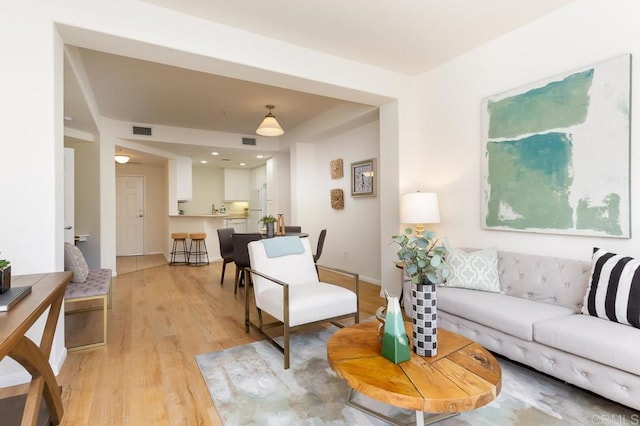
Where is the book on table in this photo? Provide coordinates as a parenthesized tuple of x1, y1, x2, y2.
(0, 286, 32, 312)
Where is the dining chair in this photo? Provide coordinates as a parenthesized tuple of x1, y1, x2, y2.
(232, 233, 262, 294)
(245, 237, 359, 369)
(216, 228, 235, 285)
(313, 229, 327, 265)
(284, 226, 302, 233)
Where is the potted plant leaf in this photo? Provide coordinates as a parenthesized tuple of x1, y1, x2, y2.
(392, 229, 450, 285)
(0, 257, 11, 294)
(259, 215, 277, 238)
(391, 228, 450, 357)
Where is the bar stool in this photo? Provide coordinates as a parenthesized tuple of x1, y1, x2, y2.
(170, 233, 189, 265)
(188, 232, 209, 266)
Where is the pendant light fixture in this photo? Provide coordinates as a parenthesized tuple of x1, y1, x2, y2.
(115, 154, 130, 164)
(256, 104, 284, 136)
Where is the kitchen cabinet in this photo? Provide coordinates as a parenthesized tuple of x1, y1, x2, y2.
(224, 218, 247, 233)
(168, 156, 192, 202)
(224, 168, 250, 201)
(168, 156, 193, 214)
(176, 156, 193, 201)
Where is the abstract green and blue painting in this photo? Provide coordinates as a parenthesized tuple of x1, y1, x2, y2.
(481, 54, 630, 238)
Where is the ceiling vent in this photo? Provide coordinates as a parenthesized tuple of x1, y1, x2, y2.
(242, 137, 256, 146)
(132, 126, 152, 136)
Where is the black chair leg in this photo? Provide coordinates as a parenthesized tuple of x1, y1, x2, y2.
(221, 261, 227, 285)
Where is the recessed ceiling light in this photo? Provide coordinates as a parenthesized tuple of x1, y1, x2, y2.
(256, 155, 264, 159)
(239, 162, 246, 166)
(211, 152, 219, 156)
(201, 160, 208, 164)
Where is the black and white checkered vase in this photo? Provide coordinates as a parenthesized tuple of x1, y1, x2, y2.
(411, 282, 438, 357)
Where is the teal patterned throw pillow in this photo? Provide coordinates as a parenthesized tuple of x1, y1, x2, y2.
(442, 246, 502, 293)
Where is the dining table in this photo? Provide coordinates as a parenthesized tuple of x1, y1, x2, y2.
(260, 232, 309, 239)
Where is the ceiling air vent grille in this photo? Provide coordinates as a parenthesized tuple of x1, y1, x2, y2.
(242, 137, 256, 146)
(132, 126, 152, 136)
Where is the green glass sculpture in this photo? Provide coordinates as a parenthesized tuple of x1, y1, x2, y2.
(381, 295, 411, 364)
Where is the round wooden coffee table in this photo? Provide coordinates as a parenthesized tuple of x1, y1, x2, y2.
(327, 321, 501, 426)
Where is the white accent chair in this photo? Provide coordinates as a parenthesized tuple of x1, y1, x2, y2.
(245, 238, 359, 369)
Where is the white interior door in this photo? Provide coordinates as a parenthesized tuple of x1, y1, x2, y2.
(64, 148, 75, 244)
(116, 176, 144, 256)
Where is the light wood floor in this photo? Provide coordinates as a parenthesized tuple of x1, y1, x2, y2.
(116, 254, 168, 275)
(0, 258, 384, 425)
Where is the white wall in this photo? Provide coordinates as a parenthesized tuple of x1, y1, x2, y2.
(0, 4, 67, 385)
(293, 121, 381, 283)
(412, 0, 640, 261)
(65, 138, 101, 268)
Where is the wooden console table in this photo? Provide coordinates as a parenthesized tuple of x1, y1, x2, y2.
(0, 272, 72, 425)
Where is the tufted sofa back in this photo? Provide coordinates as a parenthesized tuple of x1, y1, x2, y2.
(497, 251, 592, 313)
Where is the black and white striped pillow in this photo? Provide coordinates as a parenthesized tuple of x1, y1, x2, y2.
(582, 247, 640, 328)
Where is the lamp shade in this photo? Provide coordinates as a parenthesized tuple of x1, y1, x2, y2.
(400, 192, 440, 224)
(115, 154, 130, 164)
(256, 115, 284, 136)
(256, 105, 284, 136)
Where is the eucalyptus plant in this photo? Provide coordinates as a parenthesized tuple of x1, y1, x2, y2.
(258, 215, 277, 224)
(392, 228, 450, 285)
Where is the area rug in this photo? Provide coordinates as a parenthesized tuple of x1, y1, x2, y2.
(196, 324, 638, 425)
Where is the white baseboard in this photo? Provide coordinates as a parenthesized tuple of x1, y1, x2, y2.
(360, 275, 381, 286)
(0, 347, 67, 388)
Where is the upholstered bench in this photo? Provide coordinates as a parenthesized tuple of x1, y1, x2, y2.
(63, 242, 112, 351)
(64, 268, 112, 351)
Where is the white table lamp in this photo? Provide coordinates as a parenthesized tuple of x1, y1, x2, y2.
(400, 192, 440, 237)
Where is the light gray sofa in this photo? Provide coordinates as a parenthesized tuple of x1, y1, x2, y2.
(403, 250, 640, 411)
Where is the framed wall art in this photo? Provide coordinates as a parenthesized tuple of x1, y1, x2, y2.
(481, 54, 631, 238)
(351, 158, 376, 197)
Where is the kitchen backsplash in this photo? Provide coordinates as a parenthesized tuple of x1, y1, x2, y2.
(225, 201, 248, 216)
(176, 200, 248, 216)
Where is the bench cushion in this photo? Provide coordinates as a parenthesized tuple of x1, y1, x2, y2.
(65, 269, 111, 299)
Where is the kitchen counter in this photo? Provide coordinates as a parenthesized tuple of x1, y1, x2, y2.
(167, 214, 248, 260)
(169, 214, 248, 219)
(169, 214, 228, 218)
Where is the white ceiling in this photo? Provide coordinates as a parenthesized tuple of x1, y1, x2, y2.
(142, 0, 575, 75)
(63, 0, 575, 166)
